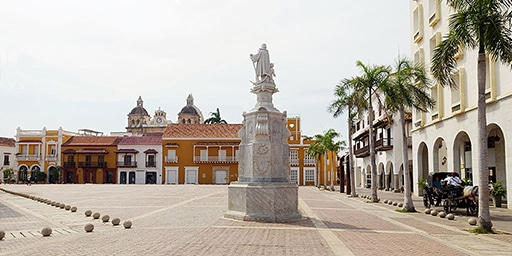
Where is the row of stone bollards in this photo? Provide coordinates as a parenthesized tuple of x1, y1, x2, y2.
(0, 187, 132, 240)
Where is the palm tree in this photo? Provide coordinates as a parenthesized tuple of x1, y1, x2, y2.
(307, 140, 325, 188)
(385, 57, 434, 212)
(431, 0, 512, 231)
(329, 78, 367, 197)
(204, 108, 227, 124)
(322, 128, 346, 191)
(343, 61, 391, 202)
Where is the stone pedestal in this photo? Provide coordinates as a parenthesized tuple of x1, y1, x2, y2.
(225, 82, 301, 222)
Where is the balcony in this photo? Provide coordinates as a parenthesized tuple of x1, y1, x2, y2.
(78, 162, 107, 168)
(117, 161, 137, 168)
(146, 161, 156, 168)
(63, 162, 76, 168)
(303, 158, 316, 166)
(46, 155, 57, 162)
(193, 156, 238, 163)
(165, 156, 178, 163)
(16, 154, 40, 161)
(354, 145, 370, 158)
(375, 138, 393, 151)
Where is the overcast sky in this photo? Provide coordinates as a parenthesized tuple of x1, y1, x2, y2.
(0, 0, 410, 143)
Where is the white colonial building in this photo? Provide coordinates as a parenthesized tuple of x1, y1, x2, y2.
(116, 134, 163, 184)
(410, 0, 511, 208)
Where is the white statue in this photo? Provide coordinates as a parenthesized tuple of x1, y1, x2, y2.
(250, 43, 275, 84)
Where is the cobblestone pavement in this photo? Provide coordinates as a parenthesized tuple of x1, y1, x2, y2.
(0, 184, 511, 256)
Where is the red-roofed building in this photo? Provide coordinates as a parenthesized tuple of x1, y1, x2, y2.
(116, 134, 162, 184)
(61, 136, 121, 184)
(162, 124, 243, 184)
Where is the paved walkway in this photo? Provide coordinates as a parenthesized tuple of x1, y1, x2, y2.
(0, 184, 511, 256)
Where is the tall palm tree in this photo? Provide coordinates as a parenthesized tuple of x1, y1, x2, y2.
(431, 0, 512, 231)
(329, 78, 367, 197)
(385, 57, 434, 212)
(307, 136, 326, 188)
(321, 128, 346, 191)
(204, 108, 227, 124)
(344, 61, 391, 202)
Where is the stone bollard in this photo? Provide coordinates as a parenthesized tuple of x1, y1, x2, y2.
(123, 220, 132, 229)
(439, 211, 447, 218)
(85, 210, 92, 217)
(59, 203, 66, 209)
(424, 208, 432, 214)
(0, 230, 5, 240)
(65, 205, 71, 211)
(92, 213, 100, 219)
(101, 215, 110, 223)
(468, 217, 477, 225)
(71, 206, 77, 212)
(41, 227, 52, 237)
(431, 210, 438, 216)
(84, 223, 94, 232)
(397, 203, 403, 207)
(392, 202, 398, 206)
(446, 213, 455, 220)
(112, 218, 121, 226)
(383, 199, 388, 204)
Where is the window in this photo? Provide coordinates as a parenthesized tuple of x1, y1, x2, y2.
(413, 4, 424, 43)
(49, 145, 56, 156)
(67, 155, 74, 162)
(429, 32, 441, 71)
(3, 155, 9, 165)
(485, 55, 497, 102)
(414, 48, 424, 65)
(431, 84, 439, 120)
(290, 149, 299, 165)
(428, 0, 440, 26)
(123, 155, 132, 165)
(290, 168, 298, 182)
(218, 149, 226, 161)
(450, 68, 466, 113)
(303, 149, 315, 165)
(98, 155, 104, 163)
(200, 149, 208, 161)
(305, 168, 315, 182)
(21, 145, 27, 155)
(167, 150, 177, 162)
(147, 155, 156, 167)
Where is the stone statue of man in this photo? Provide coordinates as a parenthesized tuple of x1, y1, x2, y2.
(250, 43, 273, 84)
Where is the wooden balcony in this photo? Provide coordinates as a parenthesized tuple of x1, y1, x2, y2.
(117, 161, 137, 168)
(354, 145, 370, 158)
(63, 162, 76, 168)
(78, 162, 107, 168)
(193, 156, 238, 163)
(375, 138, 393, 151)
(146, 161, 156, 168)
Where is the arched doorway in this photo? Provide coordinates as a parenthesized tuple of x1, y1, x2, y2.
(487, 124, 506, 189)
(417, 142, 429, 187)
(18, 165, 28, 183)
(433, 138, 447, 173)
(453, 131, 472, 184)
(31, 165, 43, 183)
(378, 162, 385, 189)
(386, 162, 393, 191)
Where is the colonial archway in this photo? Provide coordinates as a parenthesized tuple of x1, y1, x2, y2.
(453, 131, 472, 183)
(433, 138, 447, 173)
(487, 124, 506, 188)
(386, 161, 394, 191)
(417, 142, 429, 183)
(378, 162, 385, 189)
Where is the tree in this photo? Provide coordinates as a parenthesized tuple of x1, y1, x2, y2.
(329, 77, 368, 197)
(342, 61, 391, 202)
(322, 129, 346, 191)
(431, 0, 512, 231)
(307, 140, 325, 188)
(204, 108, 227, 124)
(385, 57, 434, 212)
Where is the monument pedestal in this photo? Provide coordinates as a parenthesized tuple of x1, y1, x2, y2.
(225, 182, 301, 222)
(225, 80, 301, 222)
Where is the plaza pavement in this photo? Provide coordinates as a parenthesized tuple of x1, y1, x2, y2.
(0, 184, 511, 256)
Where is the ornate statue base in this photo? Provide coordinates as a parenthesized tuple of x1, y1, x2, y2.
(225, 82, 301, 222)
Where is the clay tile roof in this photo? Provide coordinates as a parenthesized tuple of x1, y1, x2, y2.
(118, 135, 162, 145)
(63, 136, 121, 146)
(163, 124, 243, 139)
(143, 149, 158, 153)
(77, 148, 108, 154)
(0, 137, 16, 147)
(62, 149, 76, 154)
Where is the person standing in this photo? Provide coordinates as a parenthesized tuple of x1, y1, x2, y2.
(27, 174, 31, 186)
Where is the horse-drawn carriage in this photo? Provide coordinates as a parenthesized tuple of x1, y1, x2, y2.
(423, 172, 478, 216)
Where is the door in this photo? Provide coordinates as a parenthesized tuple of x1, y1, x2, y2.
(128, 172, 136, 184)
(66, 171, 75, 184)
(215, 170, 227, 184)
(186, 170, 197, 184)
(167, 169, 177, 184)
(145, 172, 156, 184)
(120, 172, 127, 184)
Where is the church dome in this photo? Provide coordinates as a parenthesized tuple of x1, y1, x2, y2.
(179, 105, 198, 115)
(128, 96, 149, 116)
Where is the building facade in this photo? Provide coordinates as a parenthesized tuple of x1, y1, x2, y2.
(116, 134, 163, 184)
(61, 136, 121, 184)
(0, 137, 16, 182)
(410, 1, 511, 207)
(15, 127, 78, 183)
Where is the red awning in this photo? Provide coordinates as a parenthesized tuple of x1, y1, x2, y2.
(143, 149, 158, 154)
(62, 149, 76, 154)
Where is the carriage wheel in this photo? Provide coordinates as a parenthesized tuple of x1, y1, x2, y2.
(423, 193, 431, 208)
(467, 201, 478, 216)
(443, 199, 451, 213)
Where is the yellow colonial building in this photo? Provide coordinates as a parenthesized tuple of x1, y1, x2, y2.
(15, 127, 78, 183)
